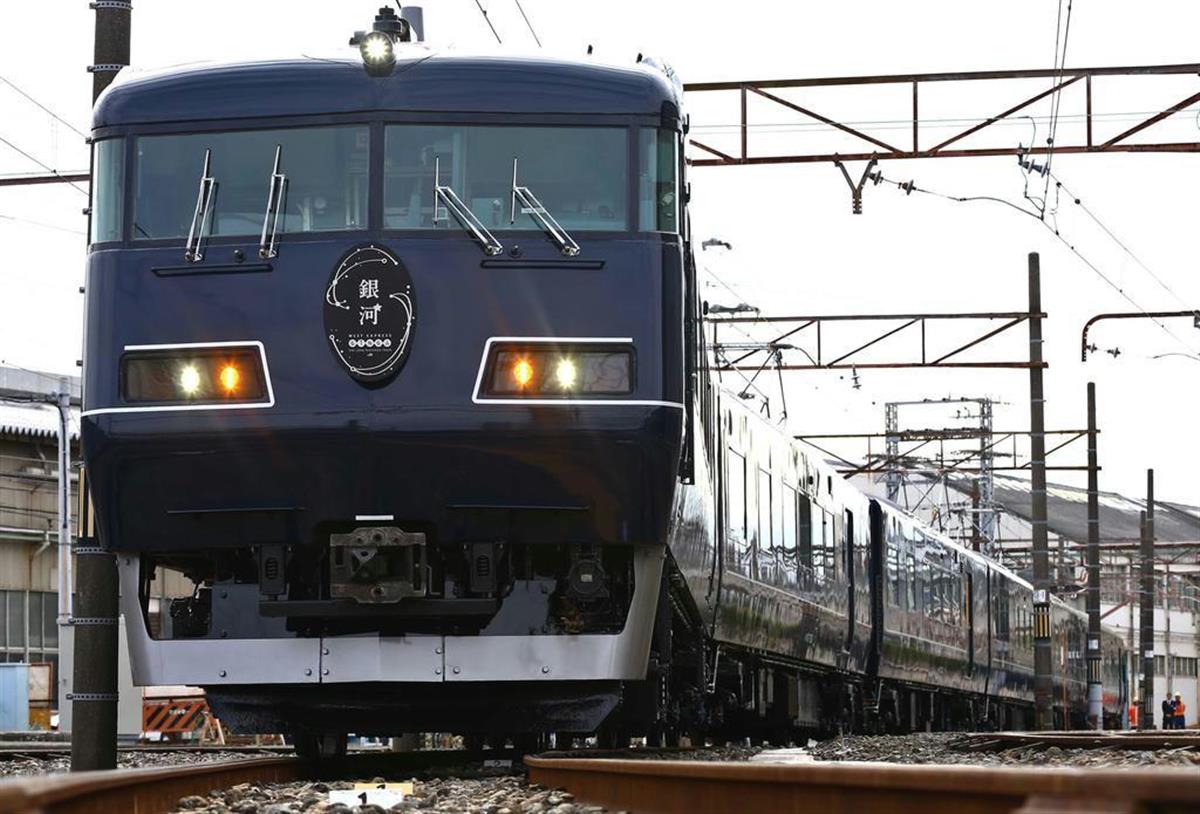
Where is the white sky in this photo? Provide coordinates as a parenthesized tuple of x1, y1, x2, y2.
(0, 1, 1197, 504)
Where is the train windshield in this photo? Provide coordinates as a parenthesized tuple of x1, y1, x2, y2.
(384, 125, 629, 232)
(132, 126, 369, 239)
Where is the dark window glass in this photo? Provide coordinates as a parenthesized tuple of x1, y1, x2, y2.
(90, 138, 124, 243)
(638, 128, 678, 232)
(782, 484, 797, 555)
(726, 451, 747, 568)
(28, 593, 41, 648)
(384, 125, 627, 232)
(42, 594, 57, 648)
(134, 126, 369, 239)
(797, 494, 812, 572)
(756, 468, 772, 551)
(7, 592, 24, 650)
(888, 539, 901, 606)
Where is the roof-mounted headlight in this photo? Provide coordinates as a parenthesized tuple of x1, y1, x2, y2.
(350, 6, 411, 77)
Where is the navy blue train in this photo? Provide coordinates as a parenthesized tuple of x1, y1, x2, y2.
(80, 8, 1126, 756)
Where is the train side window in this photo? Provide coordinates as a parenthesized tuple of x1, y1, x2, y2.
(887, 538, 901, 606)
(726, 450, 747, 567)
(781, 484, 797, 558)
(905, 553, 916, 609)
(638, 128, 679, 232)
(90, 138, 124, 244)
(811, 510, 827, 580)
(756, 468, 772, 552)
(797, 493, 813, 576)
(772, 478, 785, 560)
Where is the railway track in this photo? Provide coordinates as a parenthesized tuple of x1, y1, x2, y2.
(0, 749, 525, 813)
(0, 756, 300, 814)
(525, 756, 1200, 814)
(950, 730, 1200, 752)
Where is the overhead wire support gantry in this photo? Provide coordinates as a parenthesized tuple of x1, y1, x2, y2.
(707, 310, 1045, 371)
(684, 62, 1200, 167)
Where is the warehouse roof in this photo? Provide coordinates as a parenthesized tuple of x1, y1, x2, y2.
(949, 473, 1200, 544)
(0, 402, 80, 441)
(0, 365, 81, 441)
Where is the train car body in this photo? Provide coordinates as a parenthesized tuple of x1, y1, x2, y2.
(670, 389, 1128, 733)
(82, 48, 687, 752)
(80, 32, 1127, 751)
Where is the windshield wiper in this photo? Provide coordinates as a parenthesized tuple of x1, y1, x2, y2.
(184, 148, 216, 262)
(509, 158, 580, 257)
(258, 144, 288, 259)
(433, 156, 503, 256)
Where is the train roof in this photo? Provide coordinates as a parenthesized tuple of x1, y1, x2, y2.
(92, 50, 682, 129)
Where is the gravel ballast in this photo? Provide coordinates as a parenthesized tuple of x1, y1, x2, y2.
(0, 749, 278, 778)
(799, 732, 1200, 769)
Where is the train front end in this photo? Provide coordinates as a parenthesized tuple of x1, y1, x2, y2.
(80, 48, 686, 747)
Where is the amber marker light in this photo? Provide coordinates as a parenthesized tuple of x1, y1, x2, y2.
(219, 363, 241, 394)
(512, 358, 535, 388)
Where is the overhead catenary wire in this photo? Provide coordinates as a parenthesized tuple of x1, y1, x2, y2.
(0, 75, 88, 139)
(472, 0, 503, 45)
(0, 212, 85, 236)
(0, 134, 88, 196)
(1041, 0, 1074, 214)
(512, 0, 542, 47)
(874, 173, 1200, 359)
(1047, 171, 1193, 311)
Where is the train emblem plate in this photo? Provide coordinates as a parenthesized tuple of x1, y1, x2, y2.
(324, 244, 416, 384)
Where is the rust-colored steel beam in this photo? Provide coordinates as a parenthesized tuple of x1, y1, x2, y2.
(683, 62, 1200, 91)
(708, 311, 1041, 323)
(0, 172, 90, 188)
(526, 757, 1200, 814)
(927, 75, 1082, 154)
(746, 85, 903, 154)
(715, 361, 1045, 370)
(688, 141, 1200, 166)
(797, 429, 1091, 440)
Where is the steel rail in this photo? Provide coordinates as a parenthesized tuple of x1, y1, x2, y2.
(0, 756, 302, 814)
(526, 757, 1200, 814)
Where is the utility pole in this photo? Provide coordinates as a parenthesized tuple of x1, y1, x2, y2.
(70, 0, 130, 774)
(55, 380, 72, 627)
(1028, 253, 1053, 731)
(1138, 470, 1155, 730)
(1084, 382, 1102, 729)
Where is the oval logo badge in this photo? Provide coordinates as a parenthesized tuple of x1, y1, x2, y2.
(324, 244, 416, 384)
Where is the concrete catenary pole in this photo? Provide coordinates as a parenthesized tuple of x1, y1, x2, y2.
(1028, 253, 1053, 730)
(71, 0, 130, 773)
(1138, 470, 1155, 730)
(55, 381, 72, 624)
(1084, 382, 1102, 729)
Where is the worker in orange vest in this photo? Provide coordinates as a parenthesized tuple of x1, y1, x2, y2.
(1129, 700, 1139, 729)
(1173, 694, 1186, 730)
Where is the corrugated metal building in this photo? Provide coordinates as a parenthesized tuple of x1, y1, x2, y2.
(0, 366, 79, 677)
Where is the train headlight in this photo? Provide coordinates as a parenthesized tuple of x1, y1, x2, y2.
(359, 31, 395, 75)
(554, 358, 577, 389)
(121, 347, 268, 405)
(352, 7, 410, 77)
(479, 343, 635, 399)
(178, 365, 202, 395)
